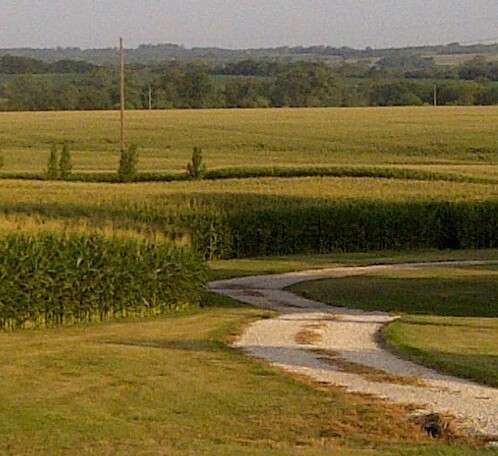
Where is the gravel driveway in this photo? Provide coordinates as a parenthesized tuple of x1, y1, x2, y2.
(209, 261, 498, 439)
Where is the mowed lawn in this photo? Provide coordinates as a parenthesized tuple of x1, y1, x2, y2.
(0, 107, 497, 176)
(0, 301, 443, 456)
(289, 264, 498, 388)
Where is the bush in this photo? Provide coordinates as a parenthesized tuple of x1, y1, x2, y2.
(59, 142, 72, 179)
(118, 144, 139, 182)
(0, 234, 207, 330)
(186, 146, 206, 180)
(46, 144, 59, 179)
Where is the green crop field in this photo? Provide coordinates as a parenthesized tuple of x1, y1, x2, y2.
(0, 107, 497, 178)
(0, 176, 496, 258)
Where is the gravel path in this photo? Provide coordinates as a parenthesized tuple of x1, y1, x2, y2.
(209, 261, 498, 438)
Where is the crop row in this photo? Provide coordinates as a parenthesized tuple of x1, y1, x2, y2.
(0, 234, 207, 330)
(1, 196, 497, 260)
(2, 165, 495, 185)
(0, 180, 496, 260)
(178, 196, 498, 258)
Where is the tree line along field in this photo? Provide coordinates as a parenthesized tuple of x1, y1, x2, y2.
(2, 49, 498, 111)
(0, 106, 497, 177)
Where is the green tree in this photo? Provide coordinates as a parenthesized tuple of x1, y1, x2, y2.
(187, 147, 206, 180)
(273, 62, 340, 107)
(367, 80, 423, 106)
(0, 54, 48, 74)
(225, 77, 270, 108)
(46, 144, 59, 179)
(59, 143, 72, 179)
(118, 144, 139, 182)
(178, 66, 214, 108)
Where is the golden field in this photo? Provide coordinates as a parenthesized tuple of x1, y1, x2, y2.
(0, 106, 496, 177)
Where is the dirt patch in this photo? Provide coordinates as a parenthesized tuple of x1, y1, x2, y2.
(295, 322, 326, 345)
(313, 348, 426, 387)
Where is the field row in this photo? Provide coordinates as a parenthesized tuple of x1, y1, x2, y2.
(1, 177, 496, 258)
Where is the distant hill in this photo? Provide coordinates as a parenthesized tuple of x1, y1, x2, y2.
(0, 42, 497, 65)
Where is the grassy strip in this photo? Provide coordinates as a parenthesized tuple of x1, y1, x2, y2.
(383, 316, 498, 388)
(0, 294, 488, 455)
(204, 166, 498, 184)
(1, 165, 496, 184)
(208, 248, 498, 280)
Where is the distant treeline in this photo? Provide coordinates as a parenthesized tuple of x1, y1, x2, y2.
(1, 53, 498, 111)
(1, 42, 498, 64)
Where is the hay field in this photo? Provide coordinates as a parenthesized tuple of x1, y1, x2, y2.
(0, 107, 497, 177)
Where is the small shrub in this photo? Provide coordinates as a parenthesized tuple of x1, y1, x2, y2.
(46, 144, 59, 179)
(59, 142, 72, 179)
(187, 146, 206, 180)
(118, 144, 139, 182)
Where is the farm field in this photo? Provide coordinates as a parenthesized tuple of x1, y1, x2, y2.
(0, 106, 497, 454)
(0, 176, 496, 259)
(0, 107, 497, 177)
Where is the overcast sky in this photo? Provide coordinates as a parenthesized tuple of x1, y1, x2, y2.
(2, 0, 497, 49)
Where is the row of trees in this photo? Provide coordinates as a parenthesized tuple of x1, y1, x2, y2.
(2, 41, 498, 65)
(2, 51, 498, 80)
(1, 60, 498, 111)
(44, 144, 206, 182)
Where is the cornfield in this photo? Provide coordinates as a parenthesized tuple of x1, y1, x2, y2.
(0, 234, 207, 330)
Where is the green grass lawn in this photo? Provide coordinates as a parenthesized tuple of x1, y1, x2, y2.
(288, 264, 498, 388)
(383, 316, 498, 388)
(0, 296, 475, 456)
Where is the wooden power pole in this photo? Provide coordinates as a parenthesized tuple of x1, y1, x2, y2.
(120, 37, 126, 152)
(433, 83, 437, 107)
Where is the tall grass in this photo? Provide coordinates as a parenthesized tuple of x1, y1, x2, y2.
(0, 234, 207, 330)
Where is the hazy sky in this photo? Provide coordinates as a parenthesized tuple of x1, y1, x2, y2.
(2, 0, 497, 49)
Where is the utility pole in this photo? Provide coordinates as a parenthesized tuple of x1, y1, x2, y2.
(433, 83, 437, 107)
(120, 37, 125, 153)
(148, 84, 152, 110)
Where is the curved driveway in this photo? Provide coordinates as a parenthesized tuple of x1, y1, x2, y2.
(209, 261, 498, 438)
